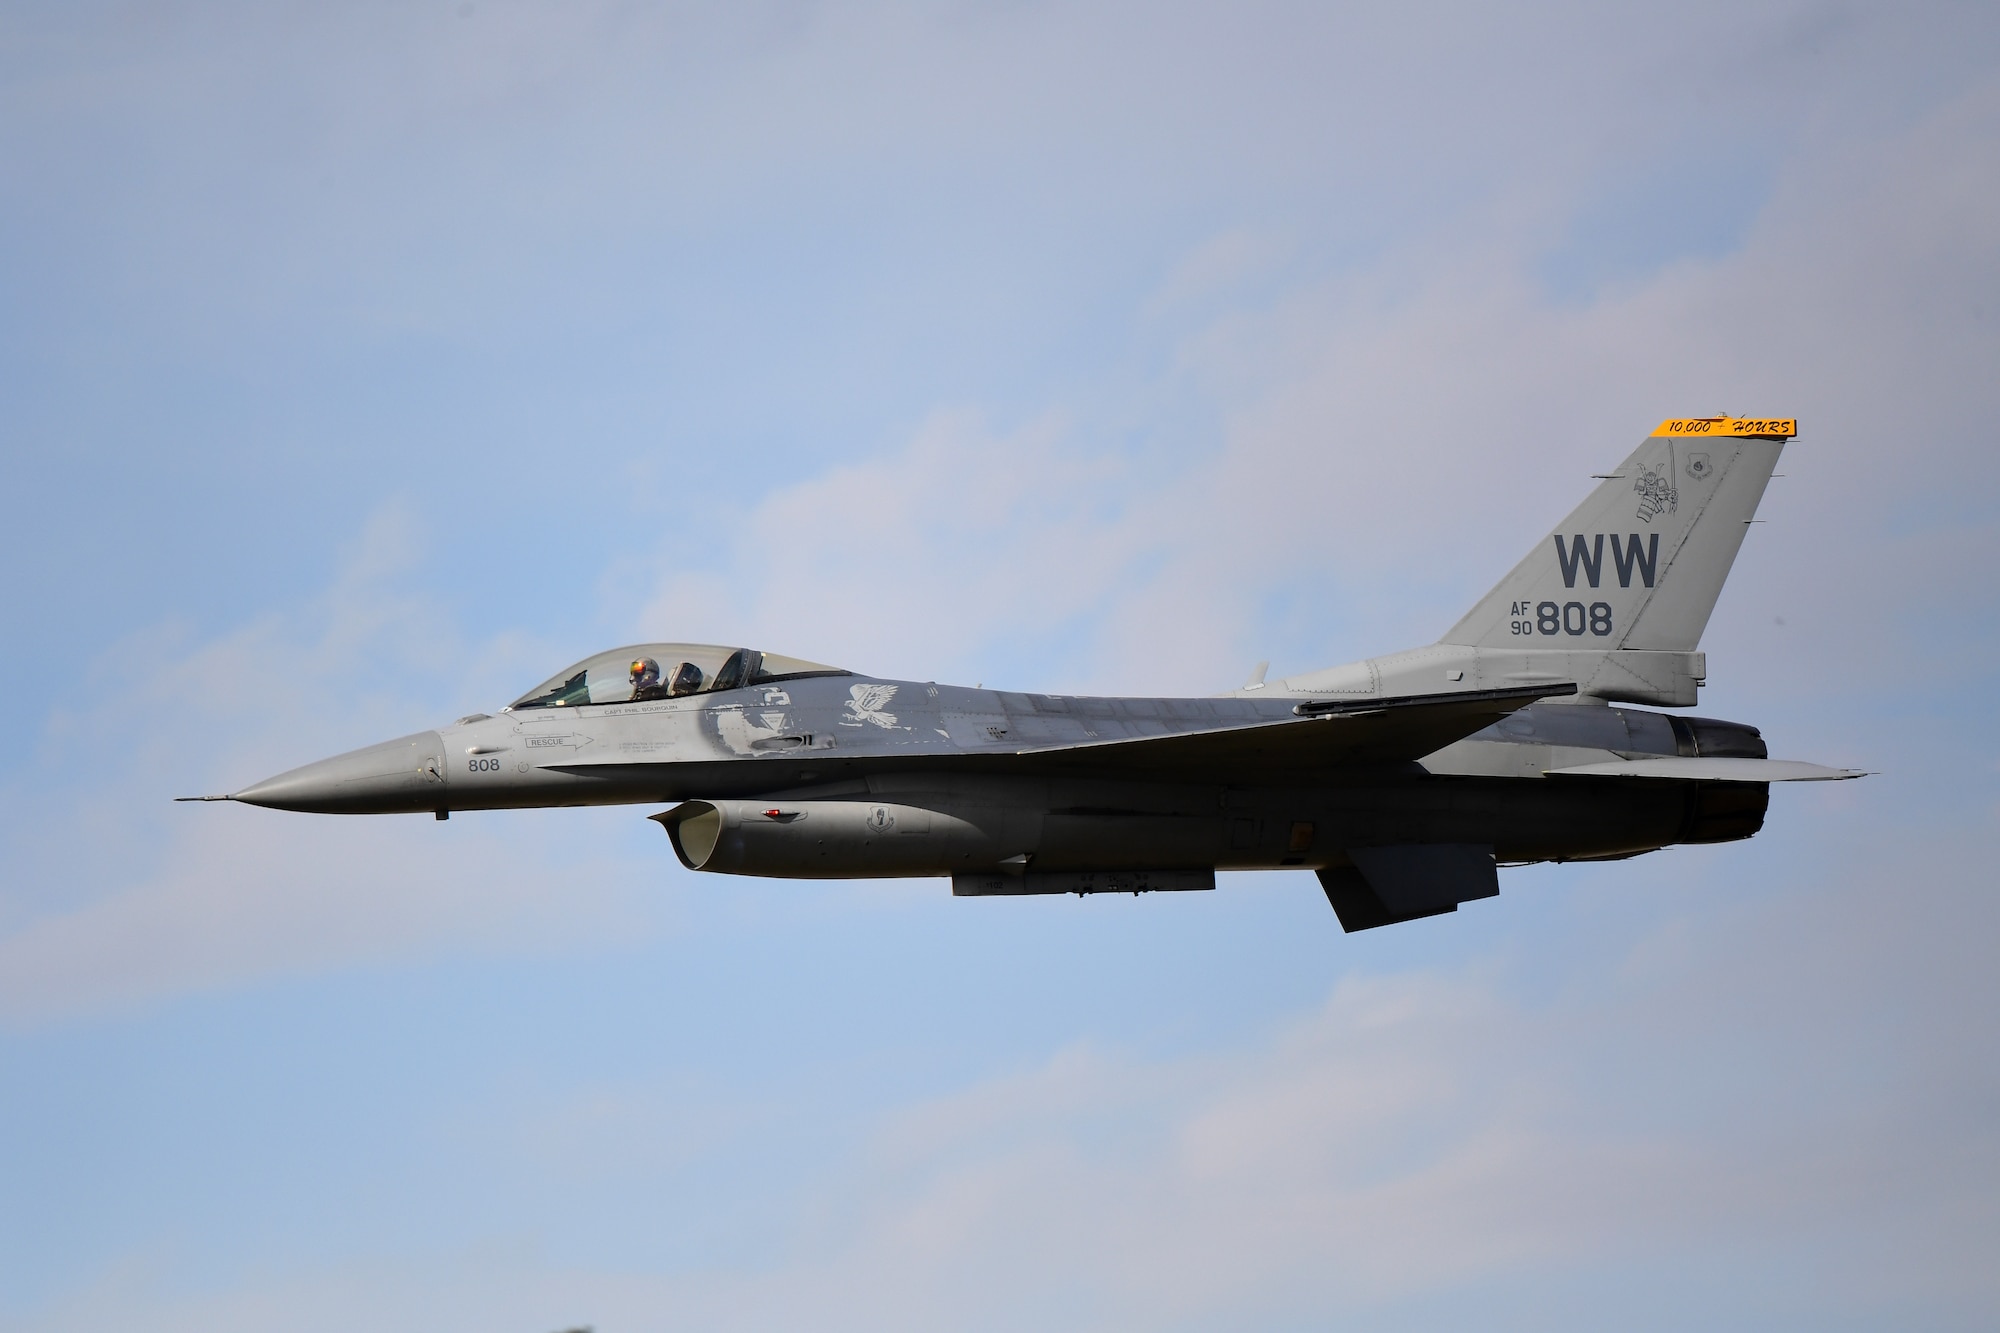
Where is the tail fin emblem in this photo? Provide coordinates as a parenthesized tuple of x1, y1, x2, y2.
(1634, 467, 1679, 523)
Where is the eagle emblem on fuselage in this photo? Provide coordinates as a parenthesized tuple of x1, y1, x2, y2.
(843, 683, 902, 729)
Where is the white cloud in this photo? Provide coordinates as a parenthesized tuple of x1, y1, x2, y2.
(634, 409, 1158, 685)
(11, 0, 1992, 1049)
(0, 813, 647, 1028)
(17, 818, 1996, 1331)
(3, 7, 1997, 1327)
(0, 501, 658, 1027)
(622, 78, 2000, 703)
(637, 832, 1998, 1330)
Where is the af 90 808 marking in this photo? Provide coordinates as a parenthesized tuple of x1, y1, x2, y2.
(1511, 600, 1613, 637)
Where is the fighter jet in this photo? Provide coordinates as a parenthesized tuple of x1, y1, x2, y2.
(184, 417, 1860, 931)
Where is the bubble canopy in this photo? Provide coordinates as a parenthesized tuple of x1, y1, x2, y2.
(507, 644, 848, 711)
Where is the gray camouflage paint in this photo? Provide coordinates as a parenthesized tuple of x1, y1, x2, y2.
(201, 420, 1860, 931)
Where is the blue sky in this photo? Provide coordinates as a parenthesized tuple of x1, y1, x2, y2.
(2, 2, 1998, 1329)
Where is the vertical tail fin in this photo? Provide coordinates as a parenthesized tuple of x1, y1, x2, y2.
(1441, 417, 1793, 652)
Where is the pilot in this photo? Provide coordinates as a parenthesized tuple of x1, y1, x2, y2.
(629, 657, 669, 701)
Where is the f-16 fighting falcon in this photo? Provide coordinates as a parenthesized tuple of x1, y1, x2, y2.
(184, 417, 1861, 932)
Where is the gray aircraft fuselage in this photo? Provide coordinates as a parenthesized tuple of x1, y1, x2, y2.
(195, 416, 1858, 931)
(232, 675, 1764, 861)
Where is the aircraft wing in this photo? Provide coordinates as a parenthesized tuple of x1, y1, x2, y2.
(1013, 682, 1576, 777)
(540, 683, 1576, 793)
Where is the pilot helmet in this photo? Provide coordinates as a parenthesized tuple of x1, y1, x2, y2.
(629, 657, 661, 690)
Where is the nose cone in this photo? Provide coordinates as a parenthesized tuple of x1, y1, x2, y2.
(233, 730, 448, 814)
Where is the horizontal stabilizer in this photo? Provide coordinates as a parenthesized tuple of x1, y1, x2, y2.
(1547, 757, 1863, 782)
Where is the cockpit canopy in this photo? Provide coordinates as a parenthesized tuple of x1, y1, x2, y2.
(508, 644, 847, 711)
